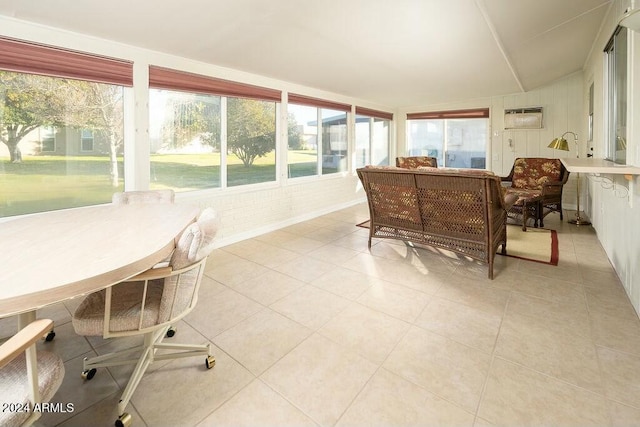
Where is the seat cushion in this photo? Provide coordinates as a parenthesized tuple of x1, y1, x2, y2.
(512, 158, 562, 189)
(72, 280, 164, 336)
(0, 351, 65, 427)
(396, 156, 437, 169)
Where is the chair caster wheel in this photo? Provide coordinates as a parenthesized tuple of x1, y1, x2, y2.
(44, 331, 56, 342)
(205, 356, 215, 369)
(81, 368, 97, 380)
(115, 412, 132, 427)
(166, 327, 176, 338)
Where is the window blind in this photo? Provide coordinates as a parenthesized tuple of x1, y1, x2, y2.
(0, 36, 133, 86)
(288, 93, 351, 112)
(407, 108, 489, 120)
(355, 106, 393, 120)
(149, 66, 281, 102)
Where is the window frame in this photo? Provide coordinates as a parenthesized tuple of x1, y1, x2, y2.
(406, 108, 490, 169)
(354, 106, 393, 168)
(604, 26, 628, 165)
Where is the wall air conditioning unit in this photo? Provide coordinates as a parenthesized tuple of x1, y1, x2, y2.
(504, 107, 543, 129)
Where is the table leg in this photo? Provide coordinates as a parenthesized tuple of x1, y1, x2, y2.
(18, 311, 37, 329)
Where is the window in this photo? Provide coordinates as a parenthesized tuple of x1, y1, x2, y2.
(148, 66, 280, 190)
(81, 129, 94, 152)
(355, 106, 392, 168)
(149, 90, 221, 190)
(287, 94, 351, 178)
(226, 97, 276, 187)
(321, 109, 348, 174)
(287, 104, 318, 178)
(41, 126, 56, 152)
(0, 37, 131, 218)
(407, 108, 489, 169)
(605, 26, 627, 164)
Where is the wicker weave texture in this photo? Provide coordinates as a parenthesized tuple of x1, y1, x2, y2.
(357, 167, 507, 279)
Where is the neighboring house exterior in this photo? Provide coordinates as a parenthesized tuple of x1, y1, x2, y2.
(0, 126, 116, 158)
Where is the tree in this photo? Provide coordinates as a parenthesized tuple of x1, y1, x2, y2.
(0, 71, 69, 162)
(227, 98, 275, 166)
(161, 95, 221, 151)
(1, 71, 125, 186)
(72, 82, 125, 187)
(287, 112, 304, 150)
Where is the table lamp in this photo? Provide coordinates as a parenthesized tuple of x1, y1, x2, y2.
(548, 131, 591, 225)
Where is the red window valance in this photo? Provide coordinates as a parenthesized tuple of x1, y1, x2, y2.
(288, 93, 351, 112)
(0, 36, 133, 86)
(149, 66, 281, 102)
(355, 106, 393, 121)
(407, 108, 489, 120)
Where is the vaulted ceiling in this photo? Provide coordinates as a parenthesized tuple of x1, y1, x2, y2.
(0, 0, 612, 108)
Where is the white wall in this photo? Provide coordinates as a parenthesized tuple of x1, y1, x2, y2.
(0, 16, 392, 246)
(583, 0, 640, 316)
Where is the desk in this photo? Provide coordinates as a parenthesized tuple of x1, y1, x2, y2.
(0, 204, 201, 321)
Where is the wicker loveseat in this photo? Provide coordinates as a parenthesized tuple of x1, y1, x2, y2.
(357, 166, 515, 279)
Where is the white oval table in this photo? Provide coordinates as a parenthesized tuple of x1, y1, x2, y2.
(0, 203, 201, 325)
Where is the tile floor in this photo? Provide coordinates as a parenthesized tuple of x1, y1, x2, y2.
(3, 203, 640, 426)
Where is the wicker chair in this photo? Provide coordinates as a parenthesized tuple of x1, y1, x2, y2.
(0, 319, 65, 427)
(501, 158, 569, 228)
(72, 208, 218, 427)
(357, 166, 513, 279)
(395, 156, 438, 169)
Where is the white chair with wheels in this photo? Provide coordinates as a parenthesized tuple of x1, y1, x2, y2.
(0, 319, 65, 427)
(71, 208, 219, 427)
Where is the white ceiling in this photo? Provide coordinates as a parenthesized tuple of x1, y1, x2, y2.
(0, 0, 612, 108)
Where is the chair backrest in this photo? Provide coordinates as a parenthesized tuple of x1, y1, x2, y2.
(510, 158, 563, 189)
(0, 319, 64, 427)
(112, 189, 175, 204)
(158, 208, 219, 323)
(357, 166, 506, 240)
(396, 156, 438, 169)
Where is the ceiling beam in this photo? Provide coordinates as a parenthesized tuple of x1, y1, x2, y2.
(474, 0, 525, 93)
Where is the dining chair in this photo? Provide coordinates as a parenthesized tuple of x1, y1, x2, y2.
(71, 208, 219, 427)
(0, 319, 65, 427)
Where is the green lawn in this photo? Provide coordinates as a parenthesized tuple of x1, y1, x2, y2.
(1, 150, 329, 217)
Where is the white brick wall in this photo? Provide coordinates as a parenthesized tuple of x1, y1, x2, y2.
(177, 174, 366, 247)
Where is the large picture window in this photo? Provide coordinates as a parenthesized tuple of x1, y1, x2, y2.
(287, 94, 350, 178)
(605, 26, 627, 164)
(149, 66, 280, 190)
(355, 106, 392, 168)
(0, 37, 131, 217)
(406, 108, 489, 169)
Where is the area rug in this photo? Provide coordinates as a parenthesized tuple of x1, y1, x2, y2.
(355, 220, 558, 266)
(503, 224, 558, 265)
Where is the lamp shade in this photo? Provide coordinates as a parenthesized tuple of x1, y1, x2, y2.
(548, 137, 570, 151)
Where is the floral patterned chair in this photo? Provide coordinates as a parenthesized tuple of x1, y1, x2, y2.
(396, 156, 438, 169)
(501, 158, 569, 229)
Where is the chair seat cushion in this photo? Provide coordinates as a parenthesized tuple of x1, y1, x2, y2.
(504, 187, 542, 204)
(72, 280, 164, 336)
(0, 351, 65, 427)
